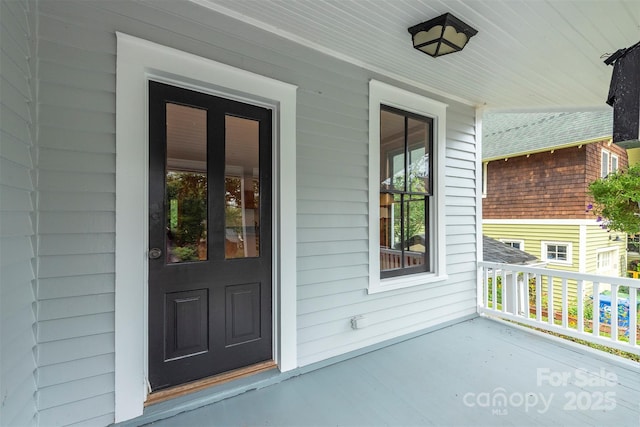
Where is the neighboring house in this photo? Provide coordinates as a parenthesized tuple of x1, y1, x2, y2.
(0, 1, 638, 426)
(482, 111, 629, 303)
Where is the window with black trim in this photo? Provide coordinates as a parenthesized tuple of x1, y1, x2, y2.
(379, 105, 433, 278)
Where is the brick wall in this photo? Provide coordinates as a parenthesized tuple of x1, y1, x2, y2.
(483, 140, 628, 219)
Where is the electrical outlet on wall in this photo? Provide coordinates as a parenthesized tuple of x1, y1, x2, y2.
(351, 315, 368, 329)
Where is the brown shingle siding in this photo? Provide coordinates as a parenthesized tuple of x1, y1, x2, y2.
(483, 140, 628, 220)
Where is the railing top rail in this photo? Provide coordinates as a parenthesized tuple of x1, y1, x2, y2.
(478, 261, 640, 289)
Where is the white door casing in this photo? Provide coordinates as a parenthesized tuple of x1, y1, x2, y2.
(115, 33, 297, 422)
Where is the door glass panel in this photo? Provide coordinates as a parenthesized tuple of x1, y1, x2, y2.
(165, 103, 208, 263)
(225, 115, 260, 259)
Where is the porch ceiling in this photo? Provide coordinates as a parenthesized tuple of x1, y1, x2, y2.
(197, 0, 639, 110)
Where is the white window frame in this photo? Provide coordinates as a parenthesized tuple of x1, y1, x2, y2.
(611, 154, 619, 173)
(541, 241, 573, 266)
(500, 239, 525, 251)
(596, 247, 619, 275)
(115, 33, 297, 422)
(601, 149, 610, 178)
(368, 80, 447, 293)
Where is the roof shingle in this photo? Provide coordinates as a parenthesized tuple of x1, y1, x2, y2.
(482, 111, 612, 160)
(483, 235, 539, 264)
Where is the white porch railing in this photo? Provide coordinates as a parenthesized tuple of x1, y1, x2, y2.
(478, 261, 639, 356)
(380, 248, 425, 270)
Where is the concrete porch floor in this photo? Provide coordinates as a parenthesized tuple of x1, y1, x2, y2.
(144, 317, 640, 426)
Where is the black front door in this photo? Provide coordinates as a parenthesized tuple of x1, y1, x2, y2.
(148, 81, 272, 391)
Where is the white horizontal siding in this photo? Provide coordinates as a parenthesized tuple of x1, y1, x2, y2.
(296, 80, 478, 366)
(38, 294, 114, 322)
(31, 0, 479, 424)
(37, 354, 114, 388)
(39, 233, 114, 256)
(37, 373, 114, 410)
(0, 1, 37, 426)
(37, 274, 114, 300)
(38, 393, 114, 427)
(34, 3, 118, 424)
(37, 333, 115, 367)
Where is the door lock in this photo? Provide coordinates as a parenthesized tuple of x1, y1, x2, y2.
(148, 248, 163, 259)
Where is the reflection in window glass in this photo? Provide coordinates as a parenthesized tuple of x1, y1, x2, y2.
(225, 115, 260, 259)
(165, 103, 208, 263)
(601, 151, 610, 178)
(380, 110, 405, 192)
(408, 118, 430, 194)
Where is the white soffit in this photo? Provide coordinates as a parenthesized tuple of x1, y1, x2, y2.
(196, 0, 640, 110)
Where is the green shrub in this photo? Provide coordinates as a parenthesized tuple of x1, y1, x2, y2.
(172, 245, 199, 261)
(588, 164, 640, 234)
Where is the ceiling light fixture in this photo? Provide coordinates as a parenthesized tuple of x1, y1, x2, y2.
(408, 13, 478, 58)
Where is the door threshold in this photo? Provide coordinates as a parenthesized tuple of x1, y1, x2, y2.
(145, 360, 277, 406)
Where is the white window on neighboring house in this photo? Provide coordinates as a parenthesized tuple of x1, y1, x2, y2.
(542, 241, 572, 265)
(368, 80, 447, 293)
(596, 247, 619, 277)
(601, 150, 610, 178)
(501, 239, 524, 251)
(611, 154, 619, 173)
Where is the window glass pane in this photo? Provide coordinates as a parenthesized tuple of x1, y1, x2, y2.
(404, 196, 427, 266)
(546, 245, 555, 260)
(557, 246, 567, 260)
(601, 151, 609, 177)
(165, 103, 208, 264)
(380, 109, 405, 192)
(407, 118, 430, 194)
(546, 244, 568, 261)
(225, 115, 260, 259)
(379, 193, 398, 271)
(505, 241, 521, 250)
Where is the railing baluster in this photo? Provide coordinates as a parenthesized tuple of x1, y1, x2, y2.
(577, 280, 584, 333)
(483, 267, 489, 309)
(501, 269, 508, 313)
(523, 272, 530, 319)
(611, 284, 618, 342)
(547, 275, 554, 326)
(536, 274, 542, 322)
(492, 268, 498, 311)
(630, 288, 637, 347)
(593, 282, 600, 337)
(562, 278, 568, 329)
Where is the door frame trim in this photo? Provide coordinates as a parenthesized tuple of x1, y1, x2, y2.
(115, 32, 298, 423)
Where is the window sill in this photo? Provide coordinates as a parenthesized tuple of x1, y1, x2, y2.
(367, 272, 448, 294)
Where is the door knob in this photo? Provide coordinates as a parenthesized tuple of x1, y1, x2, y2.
(148, 248, 162, 259)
